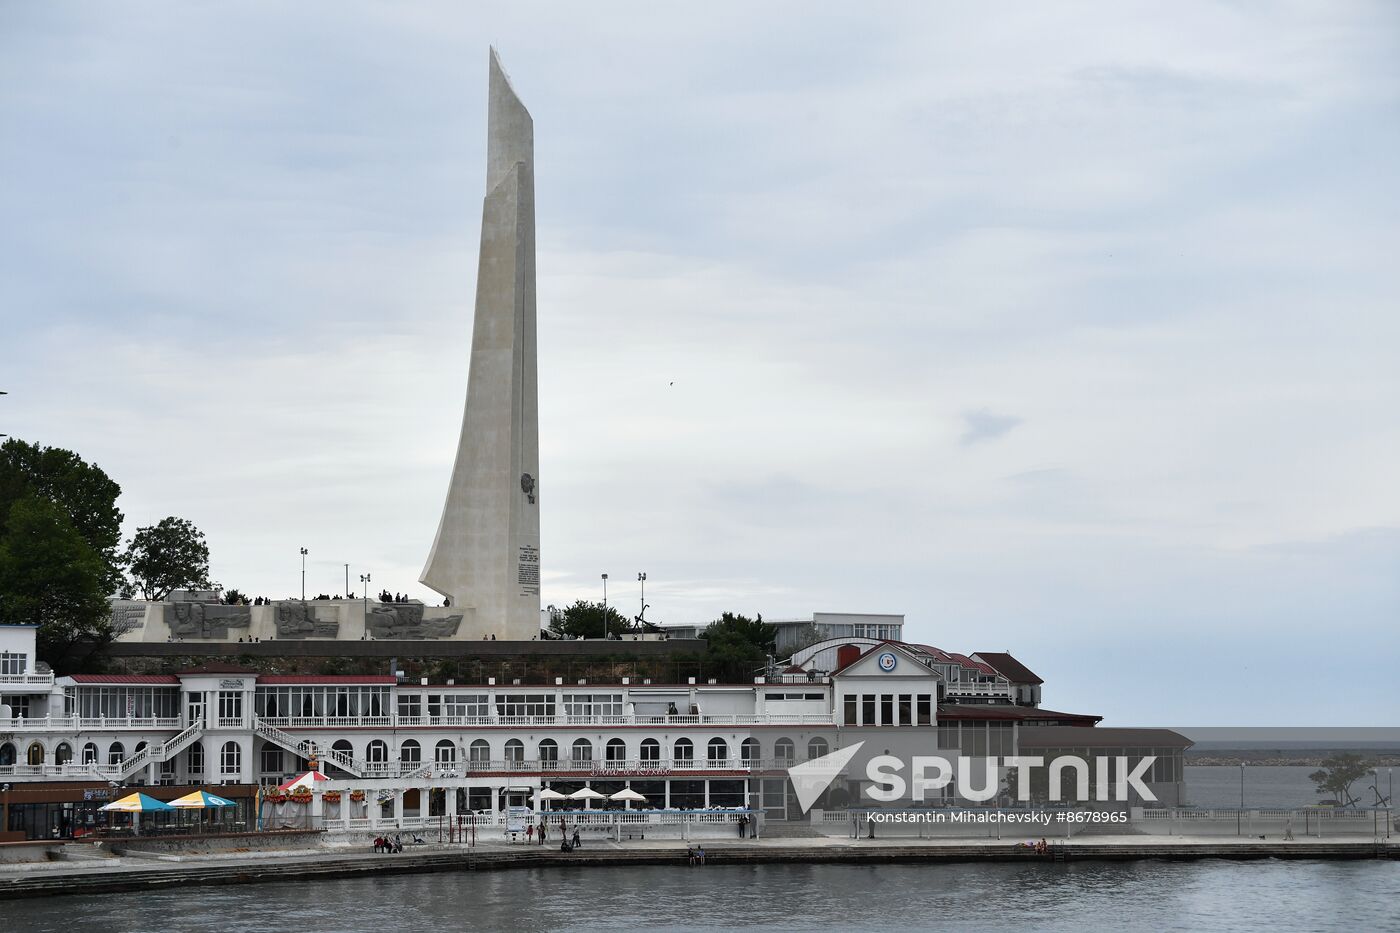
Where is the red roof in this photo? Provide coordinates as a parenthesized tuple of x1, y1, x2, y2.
(176, 663, 257, 675)
(973, 652, 1043, 685)
(257, 675, 397, 685)
(66, 674, 179, 685)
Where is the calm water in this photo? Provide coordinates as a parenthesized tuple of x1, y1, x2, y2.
(7, 862, 1397, 932)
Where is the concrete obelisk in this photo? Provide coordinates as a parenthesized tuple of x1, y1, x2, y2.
(421, 48, 540, 639)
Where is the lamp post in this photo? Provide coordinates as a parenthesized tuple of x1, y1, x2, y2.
(345, 564, 350, 600)
(638, 572, 646, 625)
(360, 573, 371, 625)
(601, 574, 608, 640)
(1239, 762, 1245, 808)
(300, 548, 308, 600)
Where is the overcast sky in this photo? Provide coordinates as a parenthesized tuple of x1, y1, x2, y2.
(2, 2, 1397, 725)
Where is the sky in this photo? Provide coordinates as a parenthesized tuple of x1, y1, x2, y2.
(1, 2, 1397, 726)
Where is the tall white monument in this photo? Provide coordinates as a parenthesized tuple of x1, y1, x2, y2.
(421, 49, 540, 639)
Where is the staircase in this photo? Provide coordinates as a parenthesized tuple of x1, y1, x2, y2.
(253, 717, 365, 776)
(99, 722, 205, 781)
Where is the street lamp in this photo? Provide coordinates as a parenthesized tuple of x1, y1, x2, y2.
(360, 573, 371, 622)
(601, 574, 608, 640)
(1240, 762, 1246, 809)
(638, 572, 646, 626)
(300, 548, 308, 600)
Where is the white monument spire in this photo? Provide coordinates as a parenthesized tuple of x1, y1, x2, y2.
(420, 48, 540, 638)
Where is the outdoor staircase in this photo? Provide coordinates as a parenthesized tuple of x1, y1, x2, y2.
(100, 722, 205, 781)
(253, 718, 365, 777)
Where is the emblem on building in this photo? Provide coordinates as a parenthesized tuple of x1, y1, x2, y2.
(877, 651, 898, 672)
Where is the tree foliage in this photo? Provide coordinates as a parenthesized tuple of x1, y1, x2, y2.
(1308, 753, 1374, 808)
(700, 612, 776, 682)
(548, 599, 633, 639)
(123, 516, 211, 601)
(0, 438, 124, 594)
(0, 496, 113, 666)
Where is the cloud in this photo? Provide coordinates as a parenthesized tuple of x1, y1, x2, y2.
(960, 409, 1024, 446)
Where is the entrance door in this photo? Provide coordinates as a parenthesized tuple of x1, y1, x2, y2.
(187, 695, 205, 727)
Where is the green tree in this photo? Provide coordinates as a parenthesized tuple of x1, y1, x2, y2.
(123, 516, 211, 600)
(1308, 753, 1374, 808)
(701, 612, 776, 682)
(549, 599, 632, 639)
(0, 438, 124, 594)
(0, 496, 113, 666)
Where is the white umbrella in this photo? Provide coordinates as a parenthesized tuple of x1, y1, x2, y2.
(538, 788, 568, 807)
(609, 788, 646, 802)
(569, 786, 606, 809)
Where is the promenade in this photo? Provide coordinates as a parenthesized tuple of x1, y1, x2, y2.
(2, 833, 1396, 901)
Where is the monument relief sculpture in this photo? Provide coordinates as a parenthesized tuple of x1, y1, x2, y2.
(164, 602, 251, 639)
(366, 603, 462, 639)
(273, 601, 340, 639)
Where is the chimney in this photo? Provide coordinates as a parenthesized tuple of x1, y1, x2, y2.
(836, 644, 861, 670)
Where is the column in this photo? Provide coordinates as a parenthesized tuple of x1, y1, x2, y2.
(392, 787, 404, 828)
(369, 789, 381, 831)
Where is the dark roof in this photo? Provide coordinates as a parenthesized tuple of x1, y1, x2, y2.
(258, 675, 397, 685)
(1018, 725, 1193, 749)
(936, 704, 1100, 725)
(973, 652, 1043, 685)
(176, 663, 258, 675)
(66, 674, 180, 685)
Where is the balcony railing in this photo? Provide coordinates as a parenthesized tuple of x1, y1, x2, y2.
(0, 716, 182, 732)
(256, 712, 836, 730)
(0, 672, 55, 688)
(943, 683, 1012, 697)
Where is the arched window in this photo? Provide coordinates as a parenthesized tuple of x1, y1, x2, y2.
(504, 739, 524, 764)
(26, 742, 44, 766)
(400, 739, 421, 764)
(220, 741, 241, 776)
(435, 740, 456, 764)
(108, 742, 125, 765)
(470, 739, 491, 764)
(82, 742, 99, 765)
(774, 738, 795, 765)
(605, 738, 626, 762)
(740, 738, 760, 764)
(367, 740, 389, 763)
(331, 739, 353, 759)
(640, 738, 660, 763)
(538, 739, 558, 769)
(707, 738, 728, 765)
(0, 743, 15, 766)
(55, 743, 73, 765)
(571, 738, 593, 764)
(134, 741, 148, 756)
(808, 737, 829, 760)
(673, 738, 693, 764)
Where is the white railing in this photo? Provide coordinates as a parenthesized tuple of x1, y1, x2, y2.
(0, 672, 55, 687)
(254, 717, 367, 777)
(455, 757, 795, 775)
(0, 716, 183, 731)
(943, 682, 1012, 697)
(254, 712, 836, 729)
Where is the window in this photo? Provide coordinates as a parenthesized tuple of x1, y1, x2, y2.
(397, 694, 422, 719)
(470, 739, 491, 764)
(71, 686, 179, 719)
(55, 743, 72, 765)
(808, 737, 828, 760)
(82, 742, 99, 765)
(504, 739, 524, 763)
(218, 691, 242, 721)
(605, 738, 626, 762)
(640, 738, 660, 763)
(220, 741, 241, 776)
(496, 694, 555, 718)
(538, 739, 559, 767)
(0, 743, 13, 766)
(260, 747, 283, 774)
(367, 740, 389, 763)
(707, 738, 728, 765)
(571, 738, 593, 764)
(564, 694, 624, 717)
(673, 738, 694, 764)
(844, 695, 857, 726)
(0, 651, 27, 675)
(917, 695, 932, 725)
(774, 738, 795, 765)
(862, 695, 876, 726)
(400, 739, 421, 763)
(740, 738, 759, 764)
(26, 742, 43, 766)
(188, 743, 204, 775)
(880, 695, 893, 727)
(435, 740, 457, 764)
(434, 694, 489, 718)
(331, 739, 354, 764)
(108, 742, 125, 765)
(898, 694, 912, 727)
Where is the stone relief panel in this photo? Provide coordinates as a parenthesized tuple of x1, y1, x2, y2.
(109, 604, 147, 637)
(164, 602, 252, 639)
(366, 603, 462, 639)
(273, 602, 340, 639)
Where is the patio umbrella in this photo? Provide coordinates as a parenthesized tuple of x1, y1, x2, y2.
(538, 788, 568, 801)
(609, 788, 647, 802)
(568, 787, 606, 800)
(99, 792, 174, 812)
(277, 770, 329, 793)
(169, 790, 237, 808)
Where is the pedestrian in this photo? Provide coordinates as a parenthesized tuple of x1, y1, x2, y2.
(539, 820, 547, 845)
(696, 845, 706, 865)
(737, 815, 747, 838)
(527, 823, 534, 843)
(572, 827, 581, 849)
(687, 846, 695, 866)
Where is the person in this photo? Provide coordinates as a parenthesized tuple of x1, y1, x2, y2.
(687, 846, 695, 866)
(696, 845, 706, 865)
(394, 833, 403, 853)
(737, 815, 747, 838)
(526, 823, 534, 843)
(539, 820, 547, 845)
(572, 827, 581, 849)
(372, 836, 384, 853)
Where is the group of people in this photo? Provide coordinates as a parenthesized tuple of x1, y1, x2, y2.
(378, 591, 413, 604)
(373, 834, 404, 853)
(685, 846, 707, 865)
